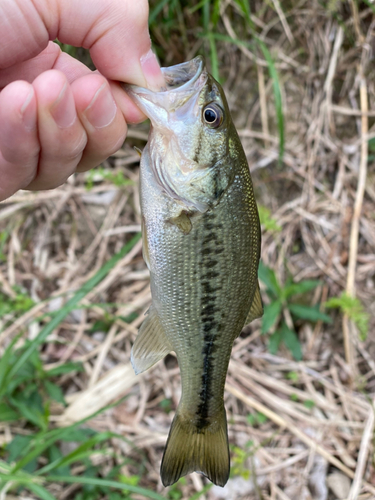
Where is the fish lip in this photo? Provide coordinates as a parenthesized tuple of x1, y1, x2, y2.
(123, 56, 206, 118)
(124, 56, 204, 96)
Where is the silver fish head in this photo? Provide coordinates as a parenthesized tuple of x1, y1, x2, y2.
(124, 57, 234, 212)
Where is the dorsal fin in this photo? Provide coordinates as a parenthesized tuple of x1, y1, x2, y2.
(244, 284, 263, 326)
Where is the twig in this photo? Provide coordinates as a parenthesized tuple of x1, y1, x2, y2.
(347, 398, 375, 500)
(346, 73, 368, 297)
(343, 70, 368, 371)
(257, 64, 270, 149)
(330, 104, 375, 117)
(350, 0, 364, 43)
(270, 0, 294, 44)
(324, 26, 344, 136)
(88, 323, 118, 388)
(226, 383, 355, 483)
(57, 363, 140, 426)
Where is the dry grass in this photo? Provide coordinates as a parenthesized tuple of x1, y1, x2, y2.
(1, 1, 375, 499)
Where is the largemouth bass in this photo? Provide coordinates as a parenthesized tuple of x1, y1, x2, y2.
(124, 56, 262, 487)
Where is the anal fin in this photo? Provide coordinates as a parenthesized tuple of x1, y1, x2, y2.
(244, 283, 263, 326)
(131, 307, 172, 375)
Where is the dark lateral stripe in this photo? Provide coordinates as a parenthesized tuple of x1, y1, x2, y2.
(192, 131, 203, 164)
(196, 214, 224, 429)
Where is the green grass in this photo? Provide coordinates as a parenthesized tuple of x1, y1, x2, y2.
(0, 286, 35, 330)
(0, 236, 169, 499)
(0, 234, 141, 393)
(149, 0, 285, 160)
(0, 230, 212, 498)
(234, 0, 285, 160)
(258, 261, 332, 360)
(258, 205, 281, 232)
(325, 292, 369, 340)
(84, 166, 134, 191)
(1, 421, 167, 499)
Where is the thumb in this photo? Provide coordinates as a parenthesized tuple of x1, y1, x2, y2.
(1, 0, 165, 89)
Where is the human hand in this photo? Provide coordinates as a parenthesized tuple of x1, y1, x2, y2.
(0, 0, 165, 201)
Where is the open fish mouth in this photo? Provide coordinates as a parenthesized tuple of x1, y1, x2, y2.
(123, 56, 207, 122)
(160, 56, 204, 91)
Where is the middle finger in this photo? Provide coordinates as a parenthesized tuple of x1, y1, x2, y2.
(27, 69, 87, 190)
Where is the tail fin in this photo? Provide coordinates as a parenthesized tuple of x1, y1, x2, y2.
(160, 406, 229, 487)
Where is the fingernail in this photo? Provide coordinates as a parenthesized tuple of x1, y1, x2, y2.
(50, 83, 76, 128)
(84, 83, 117, 128)
(21, 88, 36, 130)
(140, 49, 166, 91)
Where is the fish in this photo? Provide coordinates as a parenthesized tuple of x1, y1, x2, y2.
(124, 56, 262, 487)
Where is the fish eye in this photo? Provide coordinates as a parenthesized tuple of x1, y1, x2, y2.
(203, 104, 224, 128)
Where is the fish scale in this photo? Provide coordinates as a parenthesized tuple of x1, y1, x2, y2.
(124, 57, 262, 487)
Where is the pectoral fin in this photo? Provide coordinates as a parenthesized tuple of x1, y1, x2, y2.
(244, 284, 263, 326)
(168, 211, 192, 235)
(131, 307, 172, 375)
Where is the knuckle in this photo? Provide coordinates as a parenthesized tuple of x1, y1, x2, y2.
(77, 128, 126, 172)
(1, 142, 39, 164)
(88, 119, 127, 158)
(120, 0, 149, 31)
(103, 130, 127, 157)
(48, 128, 88, 163)
(65, 132, 88, 162)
